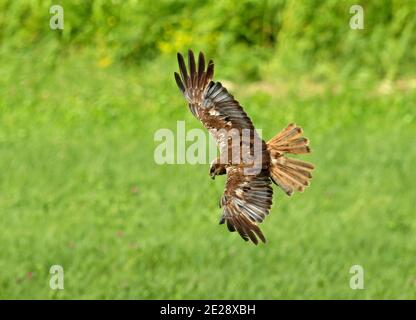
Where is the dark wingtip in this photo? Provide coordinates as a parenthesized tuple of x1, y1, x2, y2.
(197, 51, 205, 76)
(241, 236, 249, 242)
(206, 59, 214, 80)
(187, 50, 194, 66)
(177, 51, 188, 84)
(258, 232, 266, 243)
(247, 231, 259, 245)
(188, 49, 196, 84)
(174, 72, 185, 92)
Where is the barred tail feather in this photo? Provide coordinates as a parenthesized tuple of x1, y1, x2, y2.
(267, 123, 314, 196)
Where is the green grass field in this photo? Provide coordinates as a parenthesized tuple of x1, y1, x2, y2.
(0, 46, 415, 299)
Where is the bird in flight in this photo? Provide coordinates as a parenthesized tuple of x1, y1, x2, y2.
(174, 50, 314, 244)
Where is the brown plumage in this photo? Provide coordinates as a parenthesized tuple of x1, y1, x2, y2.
(174, 50, 314, 244)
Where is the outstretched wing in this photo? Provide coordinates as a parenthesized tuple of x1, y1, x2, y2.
(175, 50, 263, 168)
(175, 50, 273, 245)
(220, 167, 273, 244)
(174, 50, 255, 131)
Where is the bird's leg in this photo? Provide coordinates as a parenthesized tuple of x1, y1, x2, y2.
(209, 157, 227, 179)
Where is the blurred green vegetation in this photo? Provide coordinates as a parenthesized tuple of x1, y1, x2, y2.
(1, 0, 415, 80)
(0, 1, 415, 299)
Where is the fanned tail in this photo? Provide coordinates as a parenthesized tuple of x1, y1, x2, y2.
(267, 123, 314, 196)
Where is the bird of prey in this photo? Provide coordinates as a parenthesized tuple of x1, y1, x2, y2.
(174, 50, 314, 244)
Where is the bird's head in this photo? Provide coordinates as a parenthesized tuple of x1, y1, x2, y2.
(209, 159, 226, 179)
